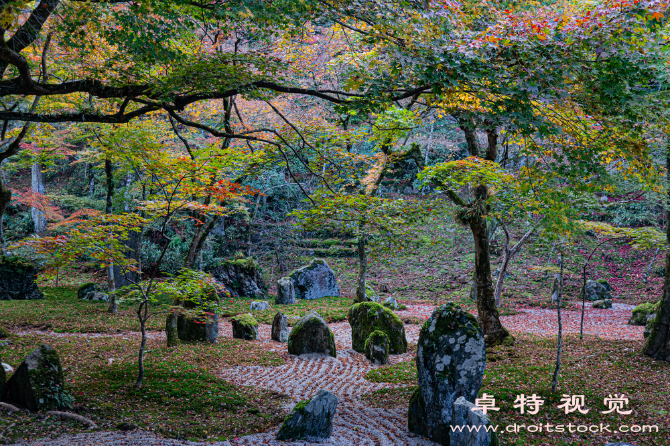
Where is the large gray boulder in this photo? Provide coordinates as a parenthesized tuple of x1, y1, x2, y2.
(271, 311, 289, 343)
(275, 277, 296, 304)
(0, 256, 43, 301)
(209, 256, 267, 298)
(450, 396, 497, 446)
(365, 330, 389, 365)
(289, 259, 340, 300)
(584, 279, 612, 302)
(408, 303, 487, 446)
(250, 301, 270, 311)
(177, 313, 219, 343)
(231, 314, 258, 340)
(348, 302, 407, 354)
(4, 345, 70, 411)
(276, 390, 338, 441)
(288, 312, 336, 357)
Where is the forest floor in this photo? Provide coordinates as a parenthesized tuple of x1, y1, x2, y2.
(1, 223, 670, 445)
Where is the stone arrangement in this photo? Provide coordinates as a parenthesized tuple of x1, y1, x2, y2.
(209, 256, 267, 298)
(3, 344, 68, 411)
(231, 313, 259, 340)
(408, 303, 490, 446)
(271, 311, 289, 342)
(0, 256, 43, 301)
(287, 311, 336, 357)
(289, 259, 340, 300)
(77, 283, 108, 301)
(348, 301, 407, 354)
(364, 330, 389, 365)
(584, 279, 612, 302)
(275, 277, 296, 304)
(276, 389, 338, 441)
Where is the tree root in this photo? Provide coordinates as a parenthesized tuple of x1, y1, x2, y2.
(46, 411, 97, 428)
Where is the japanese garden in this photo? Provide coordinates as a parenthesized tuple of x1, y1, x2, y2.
(0, 0, 669, 445)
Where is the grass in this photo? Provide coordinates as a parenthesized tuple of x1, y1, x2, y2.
(0, 332, 287, 443)
(362, 334, 670, 446)
(0, 287, 164, 333)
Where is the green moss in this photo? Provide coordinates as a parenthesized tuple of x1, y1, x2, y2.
(364, 330, 390, 364)
(0, 255, 36, 270)
(231, 313, 258, 328)
(0, 325, 9, 338)
(77, 282, 98, 300)
(421, 302, 481, 340)
(348, 302, 407, 354)
(220, 257, 261, 273)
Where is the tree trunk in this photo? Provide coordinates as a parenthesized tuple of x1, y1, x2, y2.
(105, 159, 118, 314)
(643, 247, 661, 284)
(355, 232, 368, 303)
(136, 301, 148, 388)
(643, 139, 670, 362)
(551, 256, 564, 392)
(31, 163, 46, 233)
(470, 212, 512, 346)
(0, 180, 10, 255)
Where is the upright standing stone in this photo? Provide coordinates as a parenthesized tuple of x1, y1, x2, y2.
(276, 390, 338, 441)
(4, 345, 68, 411)
(272, 311, 289, 342)
(408, 303, 487, 446)
(348, 302, 407, 354)
(289, 259, 340, 300)
(365, 331, 390, 365)
(231, 313, 259, 340)
(276, 277, 296, 304)
(166, 312, 179, 347)
(288, 312, 336, 357)
(0, 256, 43, 301)
(451, 397, 497, 446)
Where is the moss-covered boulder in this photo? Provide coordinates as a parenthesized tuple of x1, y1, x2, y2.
(584, 279, 612, 302)
(288, 311, 336, 357)
(592, 299, 613, 309)
(289, 259, 340, 300)
(77, 282, 108, 301)
(272, 311, 289, 343)
(4, 344, 72, 411)
(231, 313, 258, 340)
(629, 301, 659, 326)
(177, 313, 219, 343)
(276, 390, 338, 441)
(0, 325, 9, 339)
(348, 302, 407, 354)
(209, 256, 267, 298)
(383, 296, 399, 310)
(408, 303, 487, 445)
(364, 330, 389, 365)
(166, 311, 179, 347)
(276, 277, 296, 304)
(0, 256, 43, 301)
